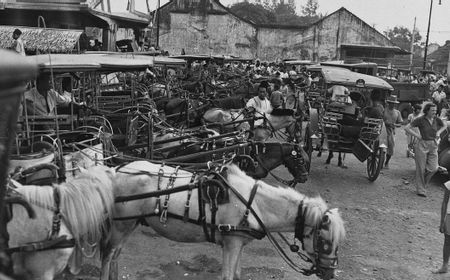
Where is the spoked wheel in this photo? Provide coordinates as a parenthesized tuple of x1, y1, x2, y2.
(367, 141, 385, 182)
(303, 124, 313, 171)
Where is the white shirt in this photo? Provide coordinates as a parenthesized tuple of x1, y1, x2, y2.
(246, 97, 272, 126)
(432, 90, 446, 103)
(12, 38, 25, 56)
(328, 85, 351, 103)
(24, 88, 72, 116)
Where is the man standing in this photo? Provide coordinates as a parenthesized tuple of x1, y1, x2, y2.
(383, 95, 403, 168)
(433, 84, 447, 115)
(405, 102, 447, 197)
(269, 81, 283, 109)
(11, 29, 25, 56)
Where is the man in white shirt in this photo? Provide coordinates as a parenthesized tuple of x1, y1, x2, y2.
(433, 85, 447, 115)
(246, 84, 273, 126)
(11, 29, 25, 56)
(24, 74, 72, 116)
(328, 85, 352, 103)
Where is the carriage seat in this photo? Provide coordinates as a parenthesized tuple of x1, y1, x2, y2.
(327, 101, 358, 116)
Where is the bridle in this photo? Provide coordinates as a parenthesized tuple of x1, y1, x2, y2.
(252, 142, 307, 187)
(293, 201, 339, 276)
(222, 176, 338, 277)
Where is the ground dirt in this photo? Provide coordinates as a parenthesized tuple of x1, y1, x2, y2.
(60, 126, 450, 280)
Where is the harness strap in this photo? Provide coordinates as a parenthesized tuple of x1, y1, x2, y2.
(6, 235, 75, 253)
(154, 164, 165, 214)
(160, 166, 179, 224)
(51, 187, 62, 239)
(239, 182, 259, 227)
(183, 173, 197, 222)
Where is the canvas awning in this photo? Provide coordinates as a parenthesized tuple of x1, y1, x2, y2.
(0, 25, 82, 53)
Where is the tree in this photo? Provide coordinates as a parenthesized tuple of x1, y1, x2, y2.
(301, 0, 319, 17)
(384, 26, 423, 51)
(229, 2, 276, 25)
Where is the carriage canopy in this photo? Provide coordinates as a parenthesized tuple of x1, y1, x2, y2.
(308, 66, 394, 91)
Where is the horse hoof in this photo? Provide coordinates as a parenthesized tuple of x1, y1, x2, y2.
(338, 162, 342, 167)
(325, 160, 330, 164)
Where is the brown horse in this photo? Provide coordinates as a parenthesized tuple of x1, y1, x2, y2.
(165, 141, 309, 185)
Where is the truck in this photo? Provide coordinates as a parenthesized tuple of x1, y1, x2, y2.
(390, 82, 430, 120)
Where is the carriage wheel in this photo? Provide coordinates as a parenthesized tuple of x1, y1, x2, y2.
(303, 124, 313, 171)
(367, 141, 385, 182)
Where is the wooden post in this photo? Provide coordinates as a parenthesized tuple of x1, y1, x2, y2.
(0, 50, 37, 277)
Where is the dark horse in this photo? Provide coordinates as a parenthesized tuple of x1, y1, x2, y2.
(164, 141, 309, 186)
(156, 97, 209, 127)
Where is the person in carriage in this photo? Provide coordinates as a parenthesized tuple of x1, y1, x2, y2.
(246, 82, 273, 126)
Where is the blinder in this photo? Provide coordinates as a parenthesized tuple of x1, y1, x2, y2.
(294, 203, 339, 275)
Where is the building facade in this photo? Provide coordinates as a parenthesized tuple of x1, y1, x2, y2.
(157, 0, 406, 62)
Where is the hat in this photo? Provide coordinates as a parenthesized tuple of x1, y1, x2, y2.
(13, 29, 22, 36)
(386, 95, 399, 104)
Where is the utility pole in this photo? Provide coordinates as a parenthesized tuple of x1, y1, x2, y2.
(410, 17, 416, 70)
(156, 0, 160, 49)
(423, 0, 434, 69)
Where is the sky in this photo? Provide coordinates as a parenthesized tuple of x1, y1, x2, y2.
(115, 0, 450, 46)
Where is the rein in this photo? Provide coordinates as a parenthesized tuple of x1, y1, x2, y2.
(209, 171, 316, 275)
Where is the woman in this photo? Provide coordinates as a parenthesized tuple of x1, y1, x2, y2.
(434, 180, 450, 274)
(405, 102, 447, 197)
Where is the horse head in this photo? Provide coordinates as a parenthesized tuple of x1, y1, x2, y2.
(296, 198, 346, 280)
(282, 143, 309, 185)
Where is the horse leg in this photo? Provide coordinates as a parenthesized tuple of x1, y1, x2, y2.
(233, 245, 245, 280)
(338, 153, 342, 166)
(317, 137, 324, 157)
(100, 223, 138, 280)
(325, 151, 333, 164)
(221, 236, 245, 280)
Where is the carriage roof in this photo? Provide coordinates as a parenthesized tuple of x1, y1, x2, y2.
(30, 53, 155, 73)
(30, 54, 102, 72)
(284, 60, 314, 66)
(308, 66, 393, 91)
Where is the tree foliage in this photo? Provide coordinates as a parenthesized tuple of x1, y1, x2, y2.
(384, 26, 423, 50)
(301, 0, 319, 17)
(229, 1, 320, 26)
(229, 2, 276, 25)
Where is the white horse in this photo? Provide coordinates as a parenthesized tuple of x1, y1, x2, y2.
(7, 165, 116, 280)
(202, 108, 250, 132)
(101, 161, 345, 280)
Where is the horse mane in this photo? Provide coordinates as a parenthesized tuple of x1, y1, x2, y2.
(327, 208, 346, 243)
(17, 165, 115, 244)
(303, 197, 346, 244)
(270, 108, 295, 116)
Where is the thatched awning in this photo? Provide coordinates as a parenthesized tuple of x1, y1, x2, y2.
(0, 26, 83, 53)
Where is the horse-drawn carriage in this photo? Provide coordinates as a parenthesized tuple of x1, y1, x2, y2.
(306, 66, 393, 181)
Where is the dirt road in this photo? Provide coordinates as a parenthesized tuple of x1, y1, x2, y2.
(64, 126, 449, 280)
